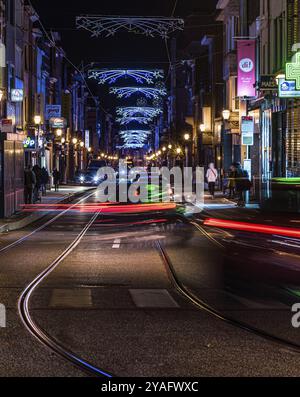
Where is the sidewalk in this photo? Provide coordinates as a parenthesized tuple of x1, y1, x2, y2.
(200, 192, 299, 228)
(0, 185, 92, 233)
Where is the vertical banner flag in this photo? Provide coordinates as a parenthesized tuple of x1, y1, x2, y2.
(237, 40, 256, 97)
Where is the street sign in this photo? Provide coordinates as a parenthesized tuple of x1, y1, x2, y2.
(244, 159, 252, 180)
(46, 105, 61, 120)
(278, 77, 300, 98)
(85, 130, 90, 148)
(49, 117, 67, 129)
(1, 119, 13, 133)
(241, 116, 254, 146)
(11, 89, 24, 102)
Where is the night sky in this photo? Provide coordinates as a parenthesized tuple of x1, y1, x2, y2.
(30, 0, 218, 66)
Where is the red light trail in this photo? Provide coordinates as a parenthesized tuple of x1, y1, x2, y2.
(203, 218, 300, 239)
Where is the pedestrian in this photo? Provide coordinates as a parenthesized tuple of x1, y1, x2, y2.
(53, 168, 61, 192)
(24, 165, 36, 205)
(206, 163, 218, 199)
(228, 164, 237, 199)
(41, 167, 49, 196)
(234, 162, 252, 207)
(33, 164, 42, 203)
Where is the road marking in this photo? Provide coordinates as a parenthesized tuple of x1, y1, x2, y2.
(112, 239, 121, 249)
(130, 289, 179, 308)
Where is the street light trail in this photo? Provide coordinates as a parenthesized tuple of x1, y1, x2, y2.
(0, 190, 97, 254)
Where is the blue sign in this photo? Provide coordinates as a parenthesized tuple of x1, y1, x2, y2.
(23, 137, 35, 149)
(278, 78, 300, 98)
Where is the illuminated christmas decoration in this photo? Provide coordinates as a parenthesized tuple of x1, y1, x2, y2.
(117, 143, 145, 149)
(119, 129, 151, 148)
(117, 107, 162, 119)
(116, 116, 152, 125)
(120, 130, 151, 139)
(76, 16, 184, 39)
(88, 69, 164, 85)
(110, 87, 167, 99)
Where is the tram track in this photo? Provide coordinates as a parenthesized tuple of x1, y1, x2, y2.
(156, 226, 300, 355)
(18, 210, 114, 378)
(0, 189, 97, 254)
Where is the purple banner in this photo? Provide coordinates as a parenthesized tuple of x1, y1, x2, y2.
(237, 40, 256, 97)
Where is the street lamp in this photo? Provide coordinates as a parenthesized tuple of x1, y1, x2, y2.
(56, 129, 62, 137)
(80, 141, 84, 148)
(222, 110, 231, 121)
(61, 137, 66, 144)
(176, 147, 182, 154)
(168, 144, 172, 149)
(200, 124, 206, 133)
(183, 134, 190, 168)
(162, 147, 167, 152)
(34, 115, 41, 125)
(72, 138, 78, 145)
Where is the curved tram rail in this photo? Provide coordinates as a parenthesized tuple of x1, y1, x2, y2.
(18, 211, 114, 377)
(0, 189, 97, 254)
(156, 226, 300, 354)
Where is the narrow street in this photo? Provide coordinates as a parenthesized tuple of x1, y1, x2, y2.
(0, 189, 300, 378)
(1, 0, 300, 388)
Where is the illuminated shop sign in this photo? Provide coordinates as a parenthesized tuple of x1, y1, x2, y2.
(278, 77, 300, 98)
(286, 52, 300, 90)
(237, 40, 256, 97)
(49, 117, 67, 128)
(23, 137, 36, 149)
(11, 89, 24, 102)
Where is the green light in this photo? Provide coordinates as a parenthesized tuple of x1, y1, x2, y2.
(286, 53, 300, 90)
(272, 178, 300, 185)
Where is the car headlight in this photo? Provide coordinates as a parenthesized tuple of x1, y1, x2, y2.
(80, 176, 85, 182)
(93, 176, 99, 183)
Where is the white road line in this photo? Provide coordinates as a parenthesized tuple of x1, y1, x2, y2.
(112, 239, 121, 249)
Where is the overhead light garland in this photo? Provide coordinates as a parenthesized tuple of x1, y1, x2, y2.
(88, 69, 164, 85)
(119, 130, 151, 147)
(120, 130, 151, 138)
(117, 107, 162, 119)
(117, 143, 146, 149)
(76, 16, 184, 39)
(116, 116, 152, 125)
(110, 87, 167, 99)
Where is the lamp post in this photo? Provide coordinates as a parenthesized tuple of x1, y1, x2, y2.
(184, 133, 190, 168)
(34, 115, 42, 166)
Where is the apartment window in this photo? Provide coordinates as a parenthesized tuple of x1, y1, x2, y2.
(225, 16, 239, 53)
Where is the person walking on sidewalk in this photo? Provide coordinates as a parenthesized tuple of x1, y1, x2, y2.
(234, 162, 252, 207)
(228, 164, 237, 199)
(206, 163, 218, 199)
(41, 167, 49, 196)
(53, 168, 61, 192)
(33, 164, 42, 203)
(24, 165, 36, 205)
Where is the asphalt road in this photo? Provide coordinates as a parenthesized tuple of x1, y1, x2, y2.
(1, 190, 300, 377)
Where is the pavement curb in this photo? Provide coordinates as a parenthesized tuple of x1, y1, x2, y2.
(0, 189, 91, 234)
